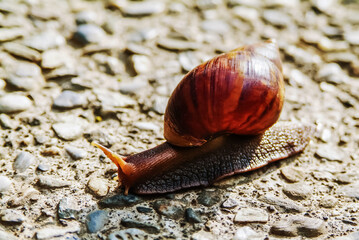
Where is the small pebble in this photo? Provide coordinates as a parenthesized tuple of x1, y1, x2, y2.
(58, 197, 77, 219)
(157, 38, 200, 51)
(0, 94, 32, 113)
(0, 229, 17, 240)
(185, 208, 202, 223)
(315, 145, 346, 162)
(13, 151, 34, 173)
(152, 96, 168, 114)
(153, 200, 185, 219)
(201, 19, 230, 34)
(221, 198, 239, 208)
(283, 183, 312, 200)
(0, 113, 15, 129)
(0, 209, 25, 223)
(280, 166, 305, 182)
(191, 230, 216, 240)
(233, 226, 264, 240)
(24, 30, 65, 51)
(36, 222, 80, 240)
(131, 55, 152, 75)
(320, 196, 338, 208)
(335, 174, 352, 184)
(73, 24, 106, 44)
(3, 42, 41, 62)
(133, 122, 160, 132)
(136, 206, 153, 213)
(99, 194, 142, 208)
(197, 190, 221, 207)
(86, 210, 109, 233)
(53, 91, 87, 109)
(345, 30, 359, 45)
(65, 146, 87, 160)
(75, 10, 97, 25)
(0, 176, 12, 192)
(121, 218, 160, 234)
(338, 184, 359, 199)
(234, 208, 268, 223)
(0, 28, 23, 42)
(38, 176, 71, 188)
(259, 194, 305, 213)
(41, 49, 69, 69)
(120, 1, 165, 16)
(87, 177, 109, 197)
(52, 122, 83, 141)
(7, 62, 44, 91)
(262, 9, 291, 27)
(315, 63, 346, 85)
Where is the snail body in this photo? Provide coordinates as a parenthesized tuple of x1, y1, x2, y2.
(93, 39, 313, 195)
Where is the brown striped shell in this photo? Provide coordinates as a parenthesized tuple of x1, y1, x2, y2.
(164, 39, 284, 147)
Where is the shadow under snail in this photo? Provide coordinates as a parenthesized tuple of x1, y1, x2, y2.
(92, 39, 314, 195)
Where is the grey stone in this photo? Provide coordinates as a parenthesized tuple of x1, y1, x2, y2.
(0, 209, 25, 223)
(0, 28, 23, 42)
(270, 219, 298, 236)
(37, 164, 50, 172)
(0, 94, 32, 113)
(185, 208, 202, 223)
(153, 200, 185, 219)
(7, 62, 44, 90)
(3, 42, 41, 62)
(73, 24, 106, 44)
(201, 20, 230, 34)
(259, 194, 305, 213)
(58, 197, 77, 219)
(120, 1, 165, 17)
(284, 45, 321, 66)
(0, 176, 12, 192)
(84, 130, 114, 148)
(292, 215, 326, 237)
(87, 177, 109, 197)
(126, 43, 152, 55)
(233, 226, 264, 240)
(0, 114, 15, 129)
(99, 194, 142, 208)
(136, 206, 153, 213)
(335, 173, 352, 184)
(133, 122, 160, 132)
(128, 28, 158, 42)
(197, 190, 221, 207)
(234, 208, 268, 223)
(86, 210, 109, 233)
(262, 10, 291, 27)
(52, 123, 83, 141)
(315, 145, 346, 162)
(0, 229, 17, 240)
(157, 38, 200, 51)
(45, 65, 78, 80)
(283, 183, 312, 200)
(53, 91, 87, 109)
(65, 146, 87, 160)
(24, 30, 65, 51)
(13, 151, 34, 173)
(280, 166, 305, 182)
(121, 219, 160, 234)
(131, 55, 152, 75)
(119, 79, 148, 94)
(326, 52, 357, 63)
(196, 0, 222, 10)
(232, 6, 259, 22)
(36, 222, 80, 240)
(38, 176, 71, 188)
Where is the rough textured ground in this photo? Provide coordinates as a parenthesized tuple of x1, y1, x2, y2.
(0, 0, 359, 239)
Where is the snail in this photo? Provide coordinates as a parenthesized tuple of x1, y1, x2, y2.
(92, 39, 313, 195)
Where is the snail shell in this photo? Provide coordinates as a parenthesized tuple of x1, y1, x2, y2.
(164, 39, 284, 147)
